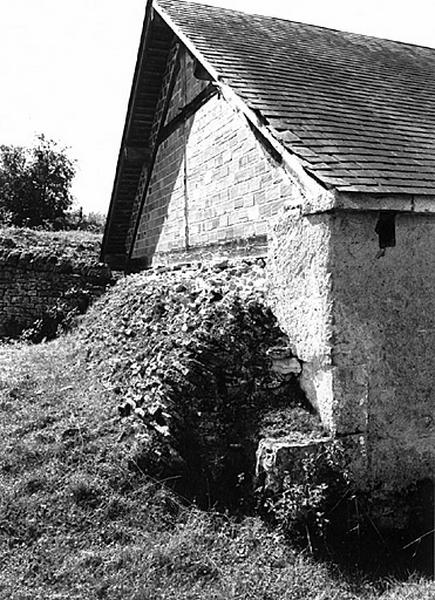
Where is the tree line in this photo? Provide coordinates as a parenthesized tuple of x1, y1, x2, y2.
(0, 134, 104, 232)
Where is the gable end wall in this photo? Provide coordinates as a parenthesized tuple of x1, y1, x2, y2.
(131, 50, 294, 263)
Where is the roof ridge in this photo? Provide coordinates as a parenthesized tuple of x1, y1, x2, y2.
(156, 0, 435, 52)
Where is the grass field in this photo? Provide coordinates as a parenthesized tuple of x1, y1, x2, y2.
(0, 333, 433, 599)
(0, 226, 101, 257)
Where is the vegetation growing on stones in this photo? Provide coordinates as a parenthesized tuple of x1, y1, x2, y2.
(74, 259, 433, 575)
(19, 284, 94, 343)
(0, 226, 102, 264)
(78, 259, 313, 509)
(0, 226, 111, 341)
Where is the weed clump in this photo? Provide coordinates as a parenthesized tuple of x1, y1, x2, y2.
(19, 285, 93, 343)
(78, 259, 310, 508)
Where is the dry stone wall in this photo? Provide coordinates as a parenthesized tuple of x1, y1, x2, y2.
(0, 248, 112, 337)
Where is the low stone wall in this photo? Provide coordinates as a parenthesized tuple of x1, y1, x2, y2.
(0, 249, 112, 337)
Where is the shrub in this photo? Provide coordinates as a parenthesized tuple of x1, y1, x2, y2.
(262, 441, 350, 548)
(20, 285, 92, 343)
(0, 134, 76, 228)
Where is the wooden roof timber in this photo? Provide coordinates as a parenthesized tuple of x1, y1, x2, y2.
(101, 1, 173, 262)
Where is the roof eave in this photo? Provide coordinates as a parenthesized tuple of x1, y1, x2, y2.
(335, 190, 435, 214)
(101, 0, 154, 261)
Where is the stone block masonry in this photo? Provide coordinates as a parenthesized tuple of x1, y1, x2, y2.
(0, 249, 112, 337)
(131, 49, 294, 263)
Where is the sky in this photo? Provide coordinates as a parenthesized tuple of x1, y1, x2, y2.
(0, 0, 434, 216)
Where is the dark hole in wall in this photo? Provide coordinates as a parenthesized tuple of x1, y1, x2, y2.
(375, 211, 396, 248)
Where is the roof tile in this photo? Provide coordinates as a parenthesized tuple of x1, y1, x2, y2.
(157, 0, 435, 195)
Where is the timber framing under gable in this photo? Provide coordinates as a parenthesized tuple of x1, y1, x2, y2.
(158, 83, 218, 145)
(125, 39, 182, 263)
(101, 0, 316, 267)
(101, 1, 174, 267)
(127, 80, 219, 264)
(101, 5, 222, 268)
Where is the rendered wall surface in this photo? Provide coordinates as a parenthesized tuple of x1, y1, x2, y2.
(268, 207, 435, 504)
(267, 208, 336, 428)
(331, 211, 435, 496)
(132, 51, 293, 262)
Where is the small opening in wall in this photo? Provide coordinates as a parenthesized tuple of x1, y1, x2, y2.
(375, 211, 396, 249)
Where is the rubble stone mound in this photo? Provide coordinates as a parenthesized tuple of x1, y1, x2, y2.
(78, 258, 319, 507)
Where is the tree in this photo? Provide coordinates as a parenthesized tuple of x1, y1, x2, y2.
(0, 134, 76, 228)
(64, 208, 106, 233)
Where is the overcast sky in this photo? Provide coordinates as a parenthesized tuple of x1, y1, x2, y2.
(1, 0, 434, 215)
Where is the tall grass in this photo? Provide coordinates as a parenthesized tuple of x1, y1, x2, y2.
(0, 338, 433, 599)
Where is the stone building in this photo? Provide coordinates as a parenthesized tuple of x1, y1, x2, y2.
(102, 0, 435, 508)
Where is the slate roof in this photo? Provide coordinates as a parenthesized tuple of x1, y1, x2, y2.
(157, 0, 435, 195)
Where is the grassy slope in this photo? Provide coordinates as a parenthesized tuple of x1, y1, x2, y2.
(0, 227, 102, 267)
(0, 271, 433, 599)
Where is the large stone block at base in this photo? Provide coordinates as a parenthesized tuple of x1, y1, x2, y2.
(256, 436, 332, 494)
(256, 434, 368, 494)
